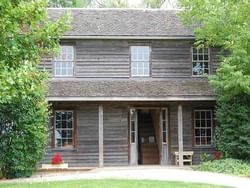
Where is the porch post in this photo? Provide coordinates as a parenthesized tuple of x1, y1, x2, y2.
(178, 104, 184, 166)
(98, 105, 104, 167)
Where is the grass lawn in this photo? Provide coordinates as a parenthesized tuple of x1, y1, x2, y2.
(0, 179, 229, 188)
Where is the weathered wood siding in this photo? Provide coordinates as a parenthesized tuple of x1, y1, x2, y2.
(169, 102, 216, 165)
(103, 106, 129, 166)
(151, 40, 192, 77)
(75, 40, 130, 78)
(41, 104, 99, 167)
(39, 39, 220, 78)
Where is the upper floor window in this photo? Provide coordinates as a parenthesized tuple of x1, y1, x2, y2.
(54, 46, 74, 77)
(131, 46, 150, 77)
(54, 111, 74, 148)
(192, 47, 210, 76)
(194, 110, 213, 146)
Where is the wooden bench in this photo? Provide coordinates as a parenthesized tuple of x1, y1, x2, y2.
(174, 151, 194, 165)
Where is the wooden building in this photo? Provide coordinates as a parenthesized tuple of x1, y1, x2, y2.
(40, 9, 220, 167)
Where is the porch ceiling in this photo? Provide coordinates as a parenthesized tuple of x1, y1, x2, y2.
(47, 79, 216, 101)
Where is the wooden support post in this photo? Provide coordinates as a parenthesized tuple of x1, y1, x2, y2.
(98, 105, 104, 167)
(178, 104, 184, 166)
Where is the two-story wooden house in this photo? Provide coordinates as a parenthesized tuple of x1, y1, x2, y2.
(41, 8, 220, 167)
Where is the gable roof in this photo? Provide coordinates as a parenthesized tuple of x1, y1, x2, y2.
(48, 8, 195, 39)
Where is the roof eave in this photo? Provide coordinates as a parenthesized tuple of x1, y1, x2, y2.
(61, 35, 195, 40)
(46, 96, 216, 102)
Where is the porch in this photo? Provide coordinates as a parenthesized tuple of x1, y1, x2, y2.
(41, 101, 216, 167)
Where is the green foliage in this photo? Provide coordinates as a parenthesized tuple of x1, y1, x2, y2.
(49, 0, 92, 7)
(95, 0, 128, 8)
(193, 158, 250, 176)
(200, 153, 214, 163)
(215, 95, 250, 160)
(179, 0, 250, 160)
(144, 0, 165, 8)
(0, 0, 69, 179)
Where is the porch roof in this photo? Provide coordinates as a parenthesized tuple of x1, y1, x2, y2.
(47, 79, 216, 101)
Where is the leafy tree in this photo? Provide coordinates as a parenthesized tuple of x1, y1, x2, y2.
(95, 0, 128, 8)
(179, 0, 250, 159)
(0, 0, 69, 178)
(144, 0, 166, 8)
(49, 0, 92, 7)
(48, 0, 128, 8)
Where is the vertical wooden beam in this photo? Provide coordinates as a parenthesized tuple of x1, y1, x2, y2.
(178, 104, 184, 166)
(99, 105, 104, 167)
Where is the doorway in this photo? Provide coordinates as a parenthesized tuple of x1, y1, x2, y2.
(130, 107, 169, 165)
(137, 109, 159, 165)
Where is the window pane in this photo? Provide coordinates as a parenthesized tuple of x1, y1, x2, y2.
(162, 121, 166, 131)
(62, 121, 67, 128)
(162, 110, 166, 120)
(56, 121, 61, 128)
(193, 48, 197, 53)
(201, 120, 206, 127)
(131, 122, 135, 131)
(195, 120, 200, 127)
(193, 55, 197, 61)
(163, 132, 166, 143)
(201, 137, 206, 145)
(201, 129, 206, 136)
(207, 129, 211, 137)
(131, 132, 135, 143)
(198, 54, 203, 60)
(201, 111, 206, 119)
(195, 129, 200, 136)
(56, 139, 62, 147)
(207, 120, 212, 127)
(195, 111, 200, 119)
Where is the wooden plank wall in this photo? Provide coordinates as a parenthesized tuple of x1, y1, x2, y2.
(41, 104, 99, 167)
(103, 106, 129, 166)
(39, 39, 221, 78)
(75, 40, 130, 78)
(169, 102, 216, 165)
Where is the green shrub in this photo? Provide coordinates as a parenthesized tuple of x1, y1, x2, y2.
(215, 94, 250, 160)
(200, 153, 214, 162)
(193, 158, 250, 176)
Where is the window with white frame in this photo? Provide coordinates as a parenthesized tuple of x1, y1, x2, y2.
(54, 46, 74, 77)
(192, 47, 210, 76)
(194, 110, 213, 146)
(131, 46, 150, 76)
(55, 111, 74, 148)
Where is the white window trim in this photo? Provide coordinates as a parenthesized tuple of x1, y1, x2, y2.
(54, 46, 74, 77)
(130, 46, 151, 77)
(194, 109, 213, 147)
(192, 47, 210, 77)
(54, 110, 74, 148)
(161, 108, 168, 144)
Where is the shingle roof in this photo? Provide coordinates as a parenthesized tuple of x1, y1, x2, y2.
(47, 79, 215, 99)
(48, 8, 195, 37)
